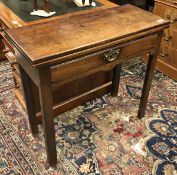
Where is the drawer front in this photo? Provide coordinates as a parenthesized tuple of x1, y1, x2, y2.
(160, 0, 177, 6)
(162, 28, 177, 47)
(154, 2, 177, 29)
(159, 43, 177, 67)
(51, 34, 158, 83)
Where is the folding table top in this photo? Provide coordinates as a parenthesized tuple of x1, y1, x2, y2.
(5, 5, 169, 67)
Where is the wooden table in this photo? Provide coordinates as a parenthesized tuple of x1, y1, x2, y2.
(5, 5, 169, 166)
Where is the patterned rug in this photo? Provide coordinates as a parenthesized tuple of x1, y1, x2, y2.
(146, 109, 177, 175)
(0, 58, 176, 175)
(0, 61, 14, 93)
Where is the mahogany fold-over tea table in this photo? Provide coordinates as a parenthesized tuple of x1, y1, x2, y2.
(5, 5, 169, 166)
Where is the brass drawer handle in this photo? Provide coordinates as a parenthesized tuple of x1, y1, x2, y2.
(104, 48, 120, 62)
(172, 0, 177, 5)
(159, 52, 168, 57)
(167, 15, 177, 23)
(170, 17, 177, 23)
(166, 14, 176, 23)
(166, 14, 171, 20)
(164, 36, 172, 41)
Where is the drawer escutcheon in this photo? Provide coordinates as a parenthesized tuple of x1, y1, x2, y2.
(104, 48, 120, 62)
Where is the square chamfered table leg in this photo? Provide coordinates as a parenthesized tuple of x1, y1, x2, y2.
(137, 53, 158, 119)
(111, 64, 122, 97)
(38, 67, 57, 166)
(20, 63, 57, 166)
(19, 65, 38, 136)
(138, 31, 163, 119)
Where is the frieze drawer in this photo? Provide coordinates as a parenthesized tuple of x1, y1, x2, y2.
(162, 28, 177, 47)
(160, 0, 177, 6)
(159, 43, 177, 67)
(154, 2, 177, 29)
(51, 34, 158, 83)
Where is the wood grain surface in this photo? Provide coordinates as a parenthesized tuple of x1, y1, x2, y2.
(6, 5, 169, 67)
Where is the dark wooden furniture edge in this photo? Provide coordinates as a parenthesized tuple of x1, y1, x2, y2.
(5, 24, 170, 69)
